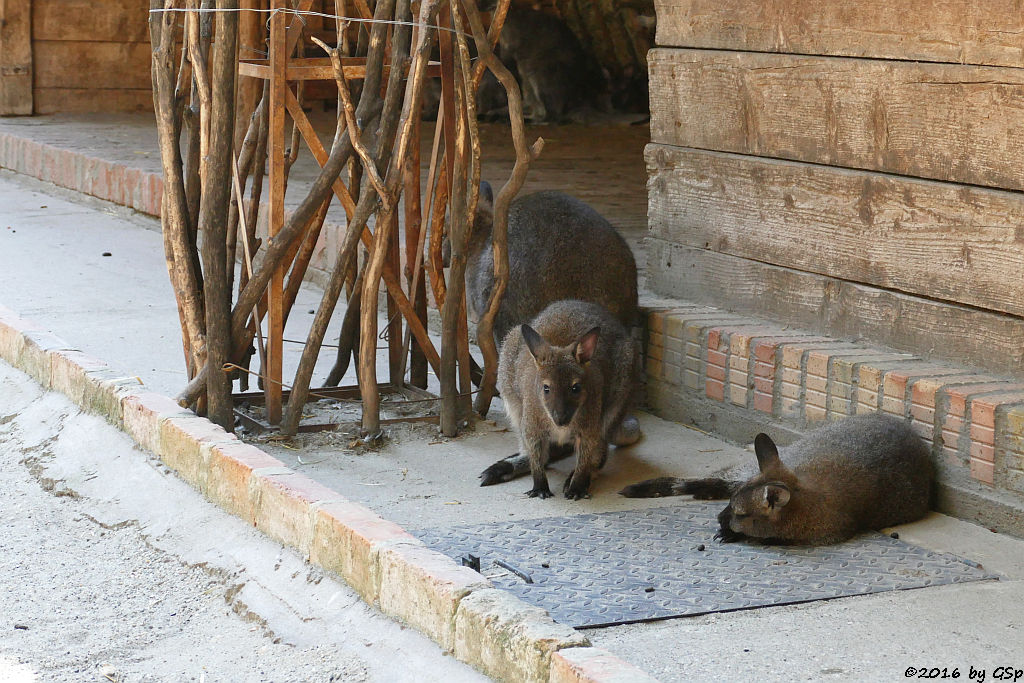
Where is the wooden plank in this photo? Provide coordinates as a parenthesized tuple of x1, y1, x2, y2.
(33, 0, 150, 42)
(654, 0, 1024, 68)
(0, 0, 33, 115)
(645, 144, 1024, 318)
(649, 49, 1024, 193)
(33, 40, 152, 89)
(33, 88, 153, 113)
(645, 238, 1024, 377)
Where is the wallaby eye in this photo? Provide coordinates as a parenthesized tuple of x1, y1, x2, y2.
(570, 383, 582, 394)
(542, 384, 550, 394)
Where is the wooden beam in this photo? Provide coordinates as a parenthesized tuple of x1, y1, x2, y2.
(649, 48, 1024, 193)
(654, 0, 1024, 68)
(646, 144, 1024, 318)
(0, 0, 33, 115)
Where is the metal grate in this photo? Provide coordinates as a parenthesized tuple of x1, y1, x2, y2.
(414, 503, 997, 629)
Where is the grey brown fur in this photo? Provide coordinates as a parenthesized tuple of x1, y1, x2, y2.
(470, 184, 641, 487)
(498, 300, 640, 500)
(620, 413, 934, 545)
(467, 184, 639, 347)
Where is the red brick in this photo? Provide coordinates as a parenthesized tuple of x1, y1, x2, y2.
(753, 391, 773, 414)
(705, 363, 726, 382)
(706, 378, 725, 401)
(706, 349, 727, 368)
(971, 459, 995, 486)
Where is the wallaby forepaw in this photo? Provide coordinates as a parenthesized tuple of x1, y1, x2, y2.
(479, 460, 515, 486)
(563, 472, 592, 500)
(526, 486, 554, 499)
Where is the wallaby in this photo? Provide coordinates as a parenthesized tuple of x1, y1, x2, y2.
(620, 413, 934, 545)
(469, 183, 642, 486)
(467, 182, 639, 346)
(496, 6, 609, 123)
(497, 299, 640, 500)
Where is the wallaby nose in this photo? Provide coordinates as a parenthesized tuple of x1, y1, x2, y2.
(552, 408, 575, 426)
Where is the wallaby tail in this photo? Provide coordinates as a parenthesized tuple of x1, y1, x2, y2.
(619, 477, 735, 499)
(479, 444, 574, 486)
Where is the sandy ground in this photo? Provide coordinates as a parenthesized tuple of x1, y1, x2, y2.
(0, 362, 487, 683)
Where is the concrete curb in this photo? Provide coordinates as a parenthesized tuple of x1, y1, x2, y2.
(0, 301, 654, 683)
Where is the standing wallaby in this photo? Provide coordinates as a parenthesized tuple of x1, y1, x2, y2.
(499, 300, 640, 500)
(620, 413, 934, 545)
(469, 183, 642, 486)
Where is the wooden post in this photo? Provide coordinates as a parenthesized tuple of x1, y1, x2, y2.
(404, 114, 428, 388)
(0, 0, 32, 115)
(266, 0, 287, 423)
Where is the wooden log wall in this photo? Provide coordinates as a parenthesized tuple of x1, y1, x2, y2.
(31, 0, 153, 113)
(647, 0, 1024, 375)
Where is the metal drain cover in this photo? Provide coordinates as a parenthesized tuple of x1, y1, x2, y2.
(414, 504, 996, 629)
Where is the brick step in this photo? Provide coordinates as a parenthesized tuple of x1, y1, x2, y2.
(641, 298, 1024, 538)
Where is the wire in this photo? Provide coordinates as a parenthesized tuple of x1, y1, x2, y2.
(149, 6, 471, 38)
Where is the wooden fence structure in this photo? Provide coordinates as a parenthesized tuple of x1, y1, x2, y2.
(149, 0, 540, 438)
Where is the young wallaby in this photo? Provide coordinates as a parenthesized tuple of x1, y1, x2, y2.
(469, 183, 642, 487)
(496, 6, 609, 123)
(498, 300, 640, 500)
(620, 413, 934, 545)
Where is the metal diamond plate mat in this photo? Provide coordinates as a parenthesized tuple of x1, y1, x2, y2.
(414, 504, 997, 629)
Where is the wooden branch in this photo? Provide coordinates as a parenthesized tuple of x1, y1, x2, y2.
(310, 35, 390, 211)
(199, 0, 240, 429)
(276, 0, 403, 434)
(461, 0, 544, 416)
(150, 0, 208, 385)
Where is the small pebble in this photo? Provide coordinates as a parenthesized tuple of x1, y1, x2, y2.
(102, 252, 112, 257)
(308, 309, 315, 314)
(541, 562, 550, 569)
(890, 532, 899, 539)
(14, 624, 28, 630)
(644, 587, 655, 593)
(696, 543, 706, 551)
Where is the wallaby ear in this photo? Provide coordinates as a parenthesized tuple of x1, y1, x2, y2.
(522, 324, 550, 361)
(479, 181, 493, 208)
(753, 433, 781, 473)
(761, 483, 791, 510)
(574, 327, 600, 364)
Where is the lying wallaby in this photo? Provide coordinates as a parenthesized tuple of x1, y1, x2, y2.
(497, 300, 640, 500)
(467, 182, 639, 347)
(620, 413, 934, 545)
(469, 183, 641, 486)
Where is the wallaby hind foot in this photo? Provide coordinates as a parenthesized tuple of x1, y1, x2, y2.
(611, 415, 642, 447)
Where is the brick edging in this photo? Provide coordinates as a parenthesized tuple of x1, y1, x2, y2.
(643, 302, 1024, 536)
(0, 302, 655, 683)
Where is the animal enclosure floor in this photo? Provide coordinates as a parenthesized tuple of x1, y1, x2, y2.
(415, 503, 997, 629)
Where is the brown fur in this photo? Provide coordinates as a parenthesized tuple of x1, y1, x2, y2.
(620, 413, 934, 544)
(498, 300, 639, 500)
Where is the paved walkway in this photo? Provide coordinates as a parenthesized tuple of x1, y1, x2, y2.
(4, 164, 1024, 679)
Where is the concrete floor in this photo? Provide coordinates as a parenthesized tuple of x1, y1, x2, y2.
(3, 165, 1024, 680)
